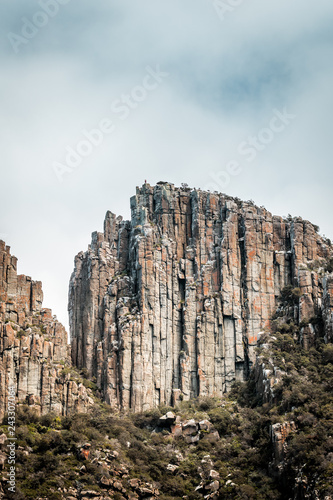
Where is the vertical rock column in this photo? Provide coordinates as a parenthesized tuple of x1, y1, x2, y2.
(69, 183, 332, 411)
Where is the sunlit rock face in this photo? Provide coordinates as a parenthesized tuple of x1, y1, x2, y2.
(69, 182, 332, 411)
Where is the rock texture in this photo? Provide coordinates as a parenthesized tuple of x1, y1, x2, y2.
(157, 411, 220, 444)
(270, 421, 297, 475)
(0, 240, 93, 419)
(69, 183, 333, 411)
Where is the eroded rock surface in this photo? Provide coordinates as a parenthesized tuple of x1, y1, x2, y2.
(0, 241, 93, 419)
(69, 183, 332, 411)
(270, 421, 297, 470)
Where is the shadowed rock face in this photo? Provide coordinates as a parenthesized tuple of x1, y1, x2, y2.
(69, 183, 332, 411)
(0, 241, 93, 419)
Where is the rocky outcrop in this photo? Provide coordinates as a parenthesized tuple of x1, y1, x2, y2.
(157, 411, 220, 444)
(0, 241, 93, 419)
(254, 346, 285, 403)
(69, 183, 333, 411)
(270, 421, 297, 476)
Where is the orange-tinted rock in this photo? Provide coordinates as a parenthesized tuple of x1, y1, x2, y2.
(68, 184, 333, 411)
(80, 443, 91, 460)
(270, 421, 297, 475)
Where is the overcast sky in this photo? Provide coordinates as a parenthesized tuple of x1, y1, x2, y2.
(1, 0, 333, 331)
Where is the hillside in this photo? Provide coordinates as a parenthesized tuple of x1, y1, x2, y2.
(1, 299, 332, 499)
(0, 183, 332, 499)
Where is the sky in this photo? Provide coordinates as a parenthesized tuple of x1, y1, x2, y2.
(1, 0, 333, 332)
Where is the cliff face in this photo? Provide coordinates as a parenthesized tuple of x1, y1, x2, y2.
(0, 241, 93, 419)
(69, 183, 333, 411)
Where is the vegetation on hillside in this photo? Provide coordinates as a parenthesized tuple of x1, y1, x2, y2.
(1, 287, 332, 499)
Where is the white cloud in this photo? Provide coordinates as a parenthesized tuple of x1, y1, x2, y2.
(1, 0, 332, 330)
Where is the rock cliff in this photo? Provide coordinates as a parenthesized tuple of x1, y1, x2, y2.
(0, 241, 93, 419)
(69, 182, 333, 412)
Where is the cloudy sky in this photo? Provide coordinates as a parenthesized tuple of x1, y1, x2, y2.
(1, 0, 333, 331)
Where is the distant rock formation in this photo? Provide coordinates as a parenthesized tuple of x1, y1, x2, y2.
(69, 183, 333, 411)
(0, 241, 93, 419)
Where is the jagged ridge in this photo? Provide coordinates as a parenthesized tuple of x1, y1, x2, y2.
(0, 241, 93, 419)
